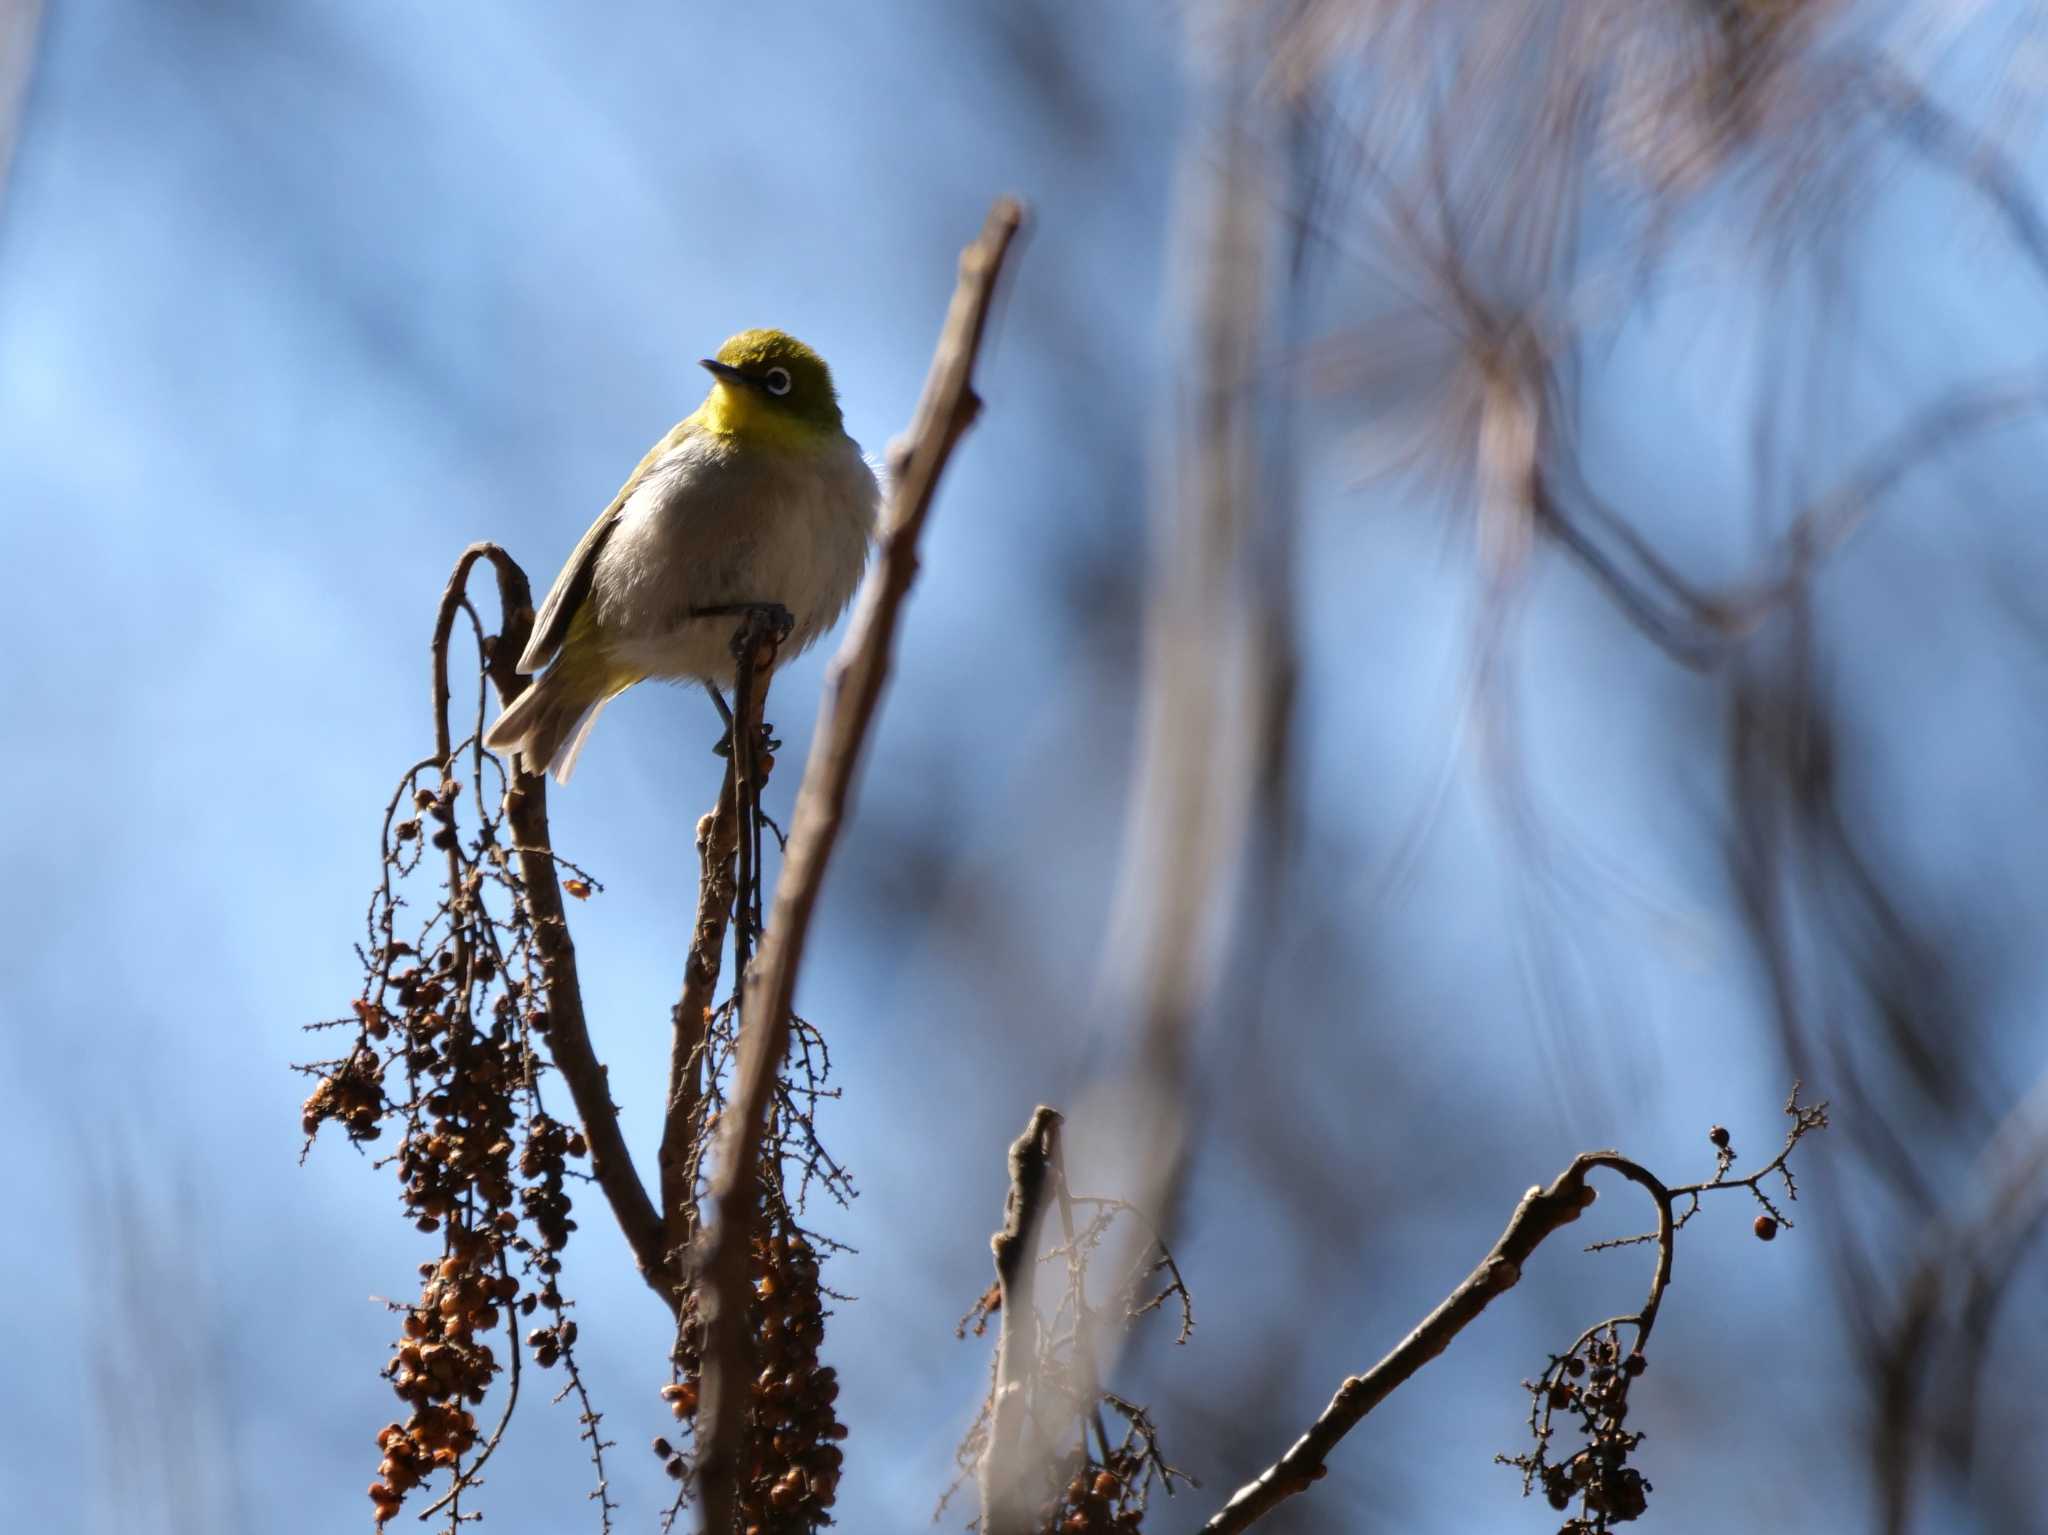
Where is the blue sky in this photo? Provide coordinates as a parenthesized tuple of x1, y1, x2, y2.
(4, 4, 2046, 1534)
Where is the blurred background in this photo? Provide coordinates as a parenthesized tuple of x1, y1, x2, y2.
(4, 1, 2048, 1531)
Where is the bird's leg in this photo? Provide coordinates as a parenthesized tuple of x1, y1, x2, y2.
(703, 682, 735, 757)
(694, 602, 794, 754)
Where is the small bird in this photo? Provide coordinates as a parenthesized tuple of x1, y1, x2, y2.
(485, 329, 877, 782)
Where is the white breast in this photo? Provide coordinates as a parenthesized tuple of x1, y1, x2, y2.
(590, 431, 877, 687)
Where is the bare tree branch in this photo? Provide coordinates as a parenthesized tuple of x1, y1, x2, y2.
(981, 1106, 1064, 1535)
(438, 543, 672, 1308)
(691, 196, 1026, 1530)
(1194, 1157, 1598, 1534)
(1193, 1121, 1811, 1535)
(659, 750, 740, 1278)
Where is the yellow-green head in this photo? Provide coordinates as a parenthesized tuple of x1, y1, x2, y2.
(697, 328, 843, 443)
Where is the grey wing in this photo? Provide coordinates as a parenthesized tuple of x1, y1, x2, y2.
(515, 507, 620, 674)
(515, 421, 690, 673)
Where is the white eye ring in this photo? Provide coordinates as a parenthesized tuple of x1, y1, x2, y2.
(764, 366, 793, 397)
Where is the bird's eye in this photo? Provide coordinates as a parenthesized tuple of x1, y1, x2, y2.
(764, 366, 793, 397)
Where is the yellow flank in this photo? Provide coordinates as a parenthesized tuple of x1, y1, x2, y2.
(562, 603, 647, 694)
(694, 383, 834, 450)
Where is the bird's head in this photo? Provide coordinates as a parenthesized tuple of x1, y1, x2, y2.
(698, 329, 844, 442)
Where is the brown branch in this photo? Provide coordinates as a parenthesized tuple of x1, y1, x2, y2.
(691, 196, 1026, 1530)
(1204, 1092, 1825, 1533)
(435, 542, 672, 1310)
(981, 1106, 1064, 1535)
(657, 610, 785, 1282)
(659, 751, 739, 1275)
(1195, 1152, 1668, 1535)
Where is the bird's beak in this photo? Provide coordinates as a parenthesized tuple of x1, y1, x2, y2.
(699, 358, 750, 388)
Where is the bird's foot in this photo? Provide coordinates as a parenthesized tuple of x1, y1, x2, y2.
(691, 602, 795, 649)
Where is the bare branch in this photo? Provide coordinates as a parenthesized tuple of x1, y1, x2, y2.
(1201, 1089, 1828, 1533)
(980, 1106, 1064, 1535)
(659, 750, 739, 1276)
(691, 197, 1026, 1529)
(1196, 1154, 1653, 1535)
(441, 542, 671, 1309)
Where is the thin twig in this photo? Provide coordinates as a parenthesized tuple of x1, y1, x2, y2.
(691, 197, 1026, 1531)
(658, 612, 784, 1286)
(1200, 1086, 1828, 1533)
(1195, 1153, 1653, 1534)
(660, 753, 738, 1276)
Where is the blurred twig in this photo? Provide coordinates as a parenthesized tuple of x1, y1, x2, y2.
(981, 1106, 1064, 1535)
(0, 0, 40, 221)
(691, 196, 1025, 1530)
(1084, 5, 1279, 1370)
(1865, 55, 2048, 292)
(1874, 1072, 2048, 1535)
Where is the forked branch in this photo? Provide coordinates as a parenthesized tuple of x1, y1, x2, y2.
(443, 542, 671, 1307)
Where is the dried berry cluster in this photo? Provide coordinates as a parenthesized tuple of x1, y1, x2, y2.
(1506, 1331, 1653, 1533)
(302, 1038, 383, 1141)
(1039, 1448, 1155, 1534)
(303, 755, 603, 1529)
(1502, 1099, 1826, 1533)
(655, 1224, 846, 1531)
(310, 576, 855, 1533)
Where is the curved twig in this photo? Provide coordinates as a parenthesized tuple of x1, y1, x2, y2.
(437, 542, 672, 1307)
(1196, 1152, 1664, 1534)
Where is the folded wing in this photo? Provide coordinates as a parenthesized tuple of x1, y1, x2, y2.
(515, 420, 690, 674)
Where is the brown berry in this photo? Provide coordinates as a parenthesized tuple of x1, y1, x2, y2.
(1754, 1214, 1779, 1241)
(1709, 1125, 1730, 1149)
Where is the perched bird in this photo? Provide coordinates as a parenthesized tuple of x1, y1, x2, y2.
(485, 329, 877, 782)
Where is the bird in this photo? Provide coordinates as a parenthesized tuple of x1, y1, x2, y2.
(484, 329, 877, 783)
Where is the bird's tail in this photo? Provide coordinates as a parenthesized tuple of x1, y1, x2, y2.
(483, 663, 624, 785)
